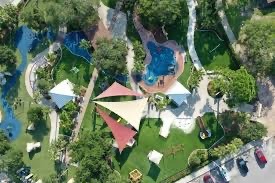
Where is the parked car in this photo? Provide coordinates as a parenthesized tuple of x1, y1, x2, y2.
(236, 157, 249, 173)
(218, 166, 231, 182)
(203, 174, 215, 183)
(255, 147, 267, 164)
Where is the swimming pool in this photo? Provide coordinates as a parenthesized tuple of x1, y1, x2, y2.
(0, 26, 39, 140)
(143, 41, 177, 86)
(63, 31, 92, 63)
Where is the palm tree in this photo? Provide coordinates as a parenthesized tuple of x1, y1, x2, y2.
(79, 39, 91, 50)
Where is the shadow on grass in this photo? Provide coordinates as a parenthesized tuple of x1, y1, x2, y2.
(197, 113, 224, 148)
(147, 163, 161, 182)
(29, 120, 49, 142)
(115, 146, 134, 169)
(28, 146, 41, 160)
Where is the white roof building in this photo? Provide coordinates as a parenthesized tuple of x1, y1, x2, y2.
(164, 81, 191, 106)
(49, 79, 76, 108)
(0, 0, 23, 7)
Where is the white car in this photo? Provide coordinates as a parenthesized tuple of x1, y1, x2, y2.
(218, 166, 231, 182)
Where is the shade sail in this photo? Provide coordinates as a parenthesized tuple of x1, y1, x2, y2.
(96, 107, 136, 152)
(147, 150, 163, 165)
(49, 79, 75, 108)
(94, 82, 143, 100)
(94, 98, 148, 130)
(164, 81, 191, 106)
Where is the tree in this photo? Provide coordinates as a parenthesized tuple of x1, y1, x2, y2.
(49, 136, 69, 160)
(0, 4, 18, 43)
(46, 53, 58, 64)
(79, 39, 91, 50)
(137, 0, 183, 27)
(37, 79, 52, 94)
(132, 41, 145, 74)
(41, 0, 99, 31)
(209, 138, 243, 158)
(20, 6, 46, 31)
(212, 67, 257, 107)
(239, 122, 267, 143)
(239, 18, 275, 76)
(197, 0, 218, 28)
(93, 38, 128, 75)
(27, 106, 45, 126)
(0, 149, 24, 181)
(0, 131, 10, 155)
(106, 172, 128, 183)
(0, 46, 17, 72)
(69, 131, 112, 182)
(188, 69, 204, 89)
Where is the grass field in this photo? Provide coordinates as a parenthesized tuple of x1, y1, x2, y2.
(7, 53, 55, 180)
(178, 55, 192, 88)
(194, 30, 238, 70)
(53, 47, 94, 88)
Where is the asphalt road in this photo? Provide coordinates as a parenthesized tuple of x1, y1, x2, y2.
(190, 137, 275, 183)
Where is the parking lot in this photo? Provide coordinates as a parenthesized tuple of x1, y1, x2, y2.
(189, 137, 275, 183)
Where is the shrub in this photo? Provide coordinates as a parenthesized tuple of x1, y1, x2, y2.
(189, 154, 201, 168)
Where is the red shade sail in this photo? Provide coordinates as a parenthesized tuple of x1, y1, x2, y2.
(94, 82, 143, 100)
(96, 107, 136, 152)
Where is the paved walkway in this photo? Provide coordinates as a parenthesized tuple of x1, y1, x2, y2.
(72, 69, 98, 141)
(49, 110, 60, 143)
(217, 0, 237, 44)
(176, 136, 274, 183)
(186, 0, 203, 70)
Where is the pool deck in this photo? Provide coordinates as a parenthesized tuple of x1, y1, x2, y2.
(133, 13, 185, 93)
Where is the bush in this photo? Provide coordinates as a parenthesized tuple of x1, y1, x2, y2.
(189, 154, 201, 168)
(37, 78, 52, 94)
(239, 122, 267, 143)
(197, 150, 208, 162)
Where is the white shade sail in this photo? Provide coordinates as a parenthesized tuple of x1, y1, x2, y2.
(164, 81, 191, 106)
(94, 98, 148, 130)
(147, 150, 163, 165)
(49, 79, 76, 108)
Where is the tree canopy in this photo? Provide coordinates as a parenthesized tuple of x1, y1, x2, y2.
(0, 46, 17, 72)
(27, 106, 45, 125)
(212, 67, 257, 107)
(0, 131, 10, 155)
(197, 0, 218, 28)
(239, 18, 275, 76)
(93, 38, 128, 75)
(209, 138, 243, 158)
(239, 122, 267, 143)
(69, 131, 112, 182)
(132, 40, 145, 74)
(0, 4, 18, 43)
(137, 0, 183, 27)
(20, 0, 99, 31)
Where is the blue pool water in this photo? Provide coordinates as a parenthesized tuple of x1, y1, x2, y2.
(64, 31, 92, 63)
(143, 41, 177, 86)
(0, 26, 39, 139)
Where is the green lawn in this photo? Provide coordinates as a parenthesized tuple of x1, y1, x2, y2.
(194, 30, 238, 70)
(224, 5, 251, 38)
(52, 47, 94, 88)
(178, 55, 192, 88)
(7, 54, 55, 180)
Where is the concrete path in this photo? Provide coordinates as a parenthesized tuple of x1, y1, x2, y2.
(176, 136, 274, 183)
(72, 69, 98, 141)
(217, 0, 237, 44)
(186, 0, 203, 70)
(49, 110, 60, 143)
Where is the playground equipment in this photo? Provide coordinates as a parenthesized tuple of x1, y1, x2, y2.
(197, 116, 211, 139)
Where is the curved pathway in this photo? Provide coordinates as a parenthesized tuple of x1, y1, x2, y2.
(217, 0, 237, 44)
(186, 0, 203, 70)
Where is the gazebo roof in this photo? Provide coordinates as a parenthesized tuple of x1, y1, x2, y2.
(94, 98, 148, 130)
(164, 81, 191, 106)
(49, 79, 75, 108)
(94, 82, 143, 100)
(96, 107, 136, 152)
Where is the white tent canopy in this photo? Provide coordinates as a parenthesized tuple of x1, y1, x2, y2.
(164, 81, 191, 106)
(49, 79, 76, 108)
(0, 0, 22, 7)
(94, 98, 148, 131)
(147, 150, 163, 165)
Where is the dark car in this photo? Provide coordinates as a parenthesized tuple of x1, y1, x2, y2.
(255, 147, 267, 164)
(236, 157, 249, 173)
(203, 174, 214, 183)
